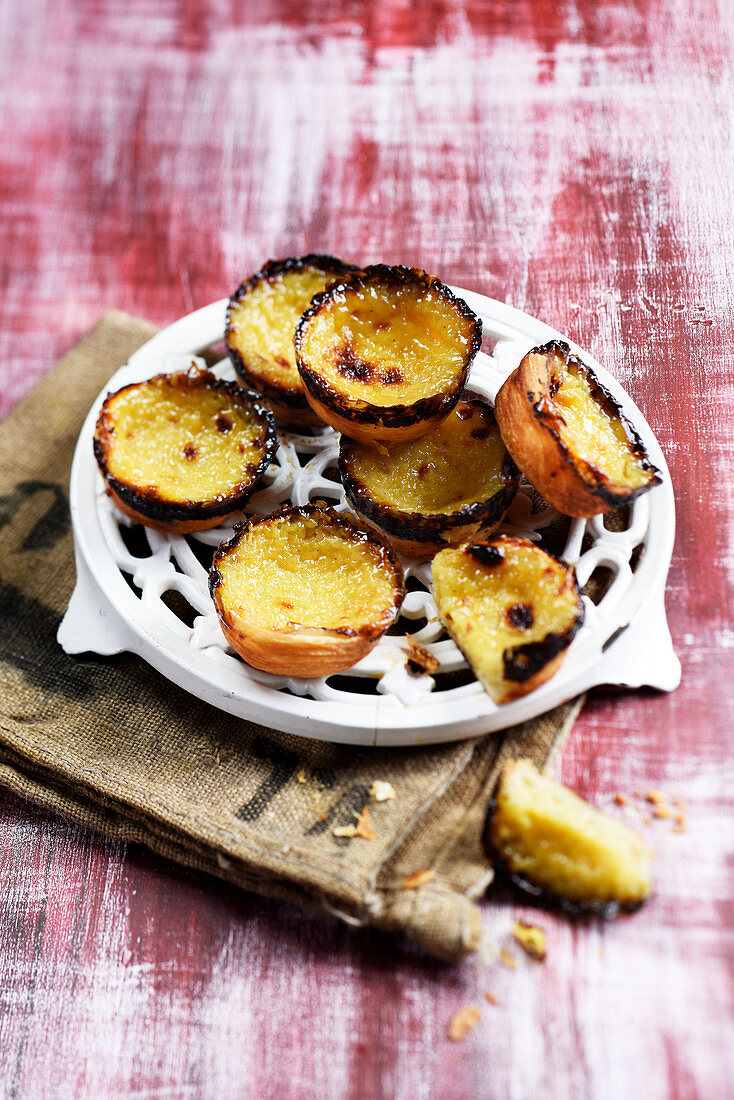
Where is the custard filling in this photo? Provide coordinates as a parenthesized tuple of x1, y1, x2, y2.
(432, 541, 579, 698)
(228, 266, 340, 389)
(217, 514, 399, 633)
(104, 377, 266, 503)
(347, 404, 509, 514)
(299, 281, 474, 406)
(491, 759, 652, 905)
(552, 363, 650, 488)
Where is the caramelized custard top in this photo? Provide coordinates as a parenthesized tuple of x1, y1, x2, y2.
(102, 374, 268, 503)
(298, 275, 476, 407)
(551, 362, 651, 489)
(216, 511, 401, 633)
(228, 264, 344, 389)
(346, 403, 510, 514)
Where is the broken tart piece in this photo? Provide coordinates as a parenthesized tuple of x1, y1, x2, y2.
(225, 254, 357, 428)
(431, 535, 584, 703)
(295, 265, 481, 445)
(494, 339, 660, 517)
(94, 367, 277, 532)
(485, 758, 653, 914)
(209, 504, 405, 677)
(339, 399, 520, 559)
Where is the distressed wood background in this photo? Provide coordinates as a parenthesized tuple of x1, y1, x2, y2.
(1, 1, 733, 1097)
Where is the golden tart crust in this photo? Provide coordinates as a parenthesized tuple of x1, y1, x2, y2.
(494, 340, 660, 517)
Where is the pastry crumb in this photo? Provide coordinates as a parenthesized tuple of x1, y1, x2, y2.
(511, 920, 547, 961)
(614, 793, 630, 806)
(334, 806, 376, 840)
(448, 1005, 481, 1041)
(484, 991, 498, 1006)
(653, 805, 673, 819)
(405, 636, 440, 676)
(645, 789, 667, 805)
(370, 780, 396, 803)
(499, 948, 517, 969)
(401, 869, 436, 890)
(297, 769, 307, 784)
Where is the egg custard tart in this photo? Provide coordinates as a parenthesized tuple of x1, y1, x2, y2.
(494, 340, 660, 517)
(431, 535, 584, 703)
(94, 367, 277, 532)
(209, 505, 405, 677)
(295, 265, 482, 445)
(339, 400, 520, 559)
(485, 758, 653, 914)
(225, 255, 357, 427)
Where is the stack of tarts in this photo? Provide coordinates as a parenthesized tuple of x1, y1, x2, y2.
(94, 257, 661, 695)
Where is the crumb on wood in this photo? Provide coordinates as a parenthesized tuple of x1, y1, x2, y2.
(484, 991, 498, 1006)
(499, 948, 517, 969)
(400, 869, 436, 890)
(511, 920, 547, 962)
(447, 1005, 481, 1042)
(405, 636, 440, 676)
(370, 780, 396, 802)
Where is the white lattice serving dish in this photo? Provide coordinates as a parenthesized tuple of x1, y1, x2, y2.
(58, 291, 680, 746)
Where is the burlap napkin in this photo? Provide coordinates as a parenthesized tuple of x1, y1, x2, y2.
(0, 313, 582, 962)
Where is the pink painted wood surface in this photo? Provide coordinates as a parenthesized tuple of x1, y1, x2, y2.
(1, 1, 733, 1097)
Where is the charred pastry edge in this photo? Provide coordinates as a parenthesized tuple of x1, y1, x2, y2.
(482, 793, 646, 918)
(442, 536, 585, 692)
(209, 502, 406, 643)
(525, 339, 661, 508)
(225, 254, 359, 415)
(294, 265, 482, 430)
(338, 405, 521, 552)
(94, 369, 278, 527)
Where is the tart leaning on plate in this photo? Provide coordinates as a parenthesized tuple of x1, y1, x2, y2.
(295, 265, 482, 445)
(209, 504, 405, 677)
(494, 340, 660, 517)
(339, 399, 520, 559)
(432, 535, 584, 704)
(94, 366, 277, 532)
(226, 254, 357, 428)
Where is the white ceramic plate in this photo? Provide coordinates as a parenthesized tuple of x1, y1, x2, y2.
(58, 291, 680, 746)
